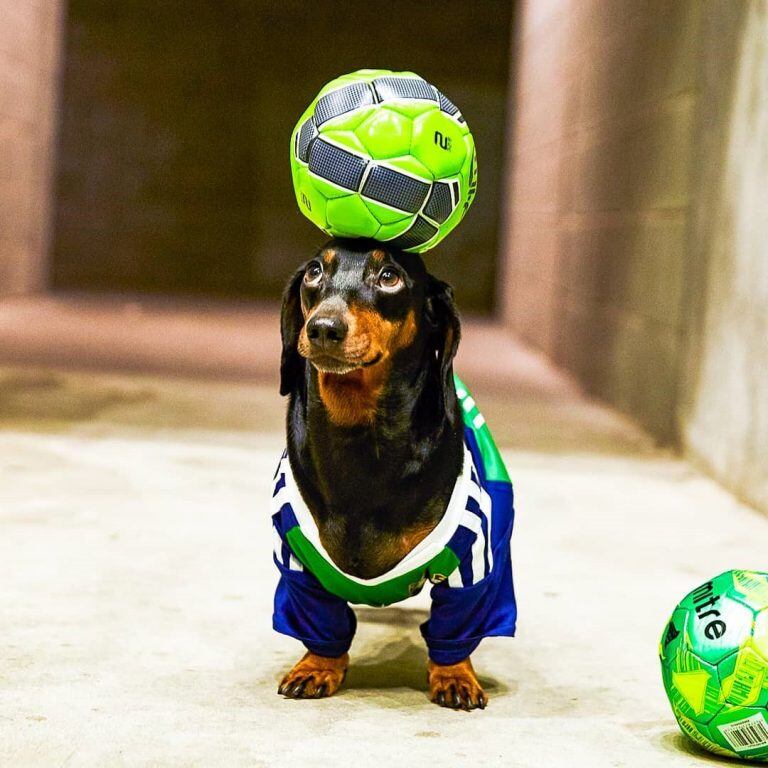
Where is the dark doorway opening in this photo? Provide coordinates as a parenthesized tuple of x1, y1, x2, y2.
(52, 1, 513, 313)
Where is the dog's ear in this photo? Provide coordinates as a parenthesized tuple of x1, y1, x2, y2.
(279, 266, 306, 396)
(425, 275, 461, 425)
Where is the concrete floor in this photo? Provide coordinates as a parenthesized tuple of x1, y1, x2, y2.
(1, 364, 766, 767)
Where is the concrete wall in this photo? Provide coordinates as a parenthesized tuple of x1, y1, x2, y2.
(0, 1, 64, 296)
(51, 0, 511, 312)
(502, 0, 767, 511)
(501, 0, 700, 441)
(679, 1, 768, 512)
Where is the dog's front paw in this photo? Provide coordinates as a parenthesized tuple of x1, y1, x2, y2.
(278, 651, 349, 699)
(428, 657, 487, 711)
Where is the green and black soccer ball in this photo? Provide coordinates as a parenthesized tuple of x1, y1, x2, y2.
(660, 570, 768, 761)
(290, 69, 477, 253)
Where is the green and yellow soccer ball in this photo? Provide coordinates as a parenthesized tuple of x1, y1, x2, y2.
(289, 69, 477, 253)
(660, 570, 768, 761)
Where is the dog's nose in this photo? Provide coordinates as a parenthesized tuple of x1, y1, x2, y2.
(306, 314, 348, 349)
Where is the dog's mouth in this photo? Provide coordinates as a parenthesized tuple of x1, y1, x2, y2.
(310, 352, 382, 375)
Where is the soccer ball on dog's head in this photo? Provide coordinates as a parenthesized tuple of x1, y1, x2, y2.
(660, 570, 768, 761)
(290, 69, 477, 253)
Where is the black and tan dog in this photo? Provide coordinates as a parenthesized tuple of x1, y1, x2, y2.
(274, 238, 507, 710)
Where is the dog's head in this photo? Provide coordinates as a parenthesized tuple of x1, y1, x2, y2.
(280, 238, 460, 420)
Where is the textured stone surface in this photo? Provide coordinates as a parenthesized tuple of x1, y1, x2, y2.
(502, 0, 767, 512)
(0, 1, 63, 296)
(501, 0, 700, 442)
(1, 366, 765, 767)
(679, 1, 768, 513)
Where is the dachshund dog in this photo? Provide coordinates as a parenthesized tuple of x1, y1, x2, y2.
(271, 238, 516, 710)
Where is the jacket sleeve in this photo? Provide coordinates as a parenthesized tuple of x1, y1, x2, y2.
(420, 481, 516, 665)
(272, 514, 356, 657)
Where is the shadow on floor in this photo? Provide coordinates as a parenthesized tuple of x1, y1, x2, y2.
(349, 607, 507, 695)
(657, 731, 747, 765)
(356, 606, 429, 628)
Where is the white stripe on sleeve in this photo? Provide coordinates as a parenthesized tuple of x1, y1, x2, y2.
(270, 483, 291, 514)
(479, 486, 494, 572)
(272, 522, 304, 572)
(448, 568, 464, 588)
(459, 511, 486, 585)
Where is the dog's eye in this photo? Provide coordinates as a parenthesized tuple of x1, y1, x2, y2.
(304, 261, 323, 286)
(377, 267, 403, 292)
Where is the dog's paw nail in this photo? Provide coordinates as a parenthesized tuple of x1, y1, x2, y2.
(478, 693, 487, 709)
(436, 692, 446, 706)
(314, 683, 327, 698)
(290, 679, 307, 697)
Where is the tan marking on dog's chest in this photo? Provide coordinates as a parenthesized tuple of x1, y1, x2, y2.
(317, 364, 388, 427)
(319, 521, 438, 578)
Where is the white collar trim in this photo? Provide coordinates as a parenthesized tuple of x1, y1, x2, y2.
(276, 446, 473, 586)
